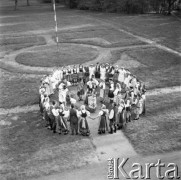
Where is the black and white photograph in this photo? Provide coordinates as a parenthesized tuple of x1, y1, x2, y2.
(0, 0, 181, 179)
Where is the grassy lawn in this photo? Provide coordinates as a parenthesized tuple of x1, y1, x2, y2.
(0, 35, 46, 53)
(111, 47, 181, 89)
(0, 69, 41, 108)
(0, 7, 99, 34)
(123, 92, 181, 156)
(15, 44, 99, 67)
(0, 111, 96, 180)
(57, 26, 146, 47)
(89, 13, 181, 52)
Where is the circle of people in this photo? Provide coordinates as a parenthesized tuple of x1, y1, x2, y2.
(39, 62, 146, 136)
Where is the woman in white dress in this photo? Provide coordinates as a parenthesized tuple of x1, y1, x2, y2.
(100, 64, 106, 81)
(89, 64, 95, 79)
(113, 83, 121, 103)
(118, 67, 126, 85)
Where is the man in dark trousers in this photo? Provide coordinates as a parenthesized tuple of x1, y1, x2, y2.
(69, 104, 79, 135)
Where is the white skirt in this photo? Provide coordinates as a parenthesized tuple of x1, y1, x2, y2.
(100, 89, 104, 98)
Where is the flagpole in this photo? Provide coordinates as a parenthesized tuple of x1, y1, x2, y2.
(52, 0, 59, 52)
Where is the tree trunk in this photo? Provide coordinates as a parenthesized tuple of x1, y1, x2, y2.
(27, 0, 30, 6)
(15, 0, 18, 10)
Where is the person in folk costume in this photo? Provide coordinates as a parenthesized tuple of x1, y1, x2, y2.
(118, 67, 126, 86)
(78, 64, 85, 82)
(42, 75, 53, 96)
(93, 104, 109, 134)
(124, 98, 131, 123)
(100, 64, 106, 81)
(117, 99, 126, 129)
(120, 87, 127, 101)
(108, 79, 115, 103)
(50, 72, 58, 90)
(85, 78, 93, 105)
(113, 65, 119, 84)
(124, 72, 131, 90)
(58, 68, 64, 82)
(77, 78, 85, 101)
(39, 86, 46, 113)
(62, 66, 67, 81)
(69, 104, 79, 135)
(95, 62, 100, 79)
(47, 101, 55, 131)
(139, 82, 146, 115)
(72, 65, 78, 85)
(43, 94, 51, 127)
(108, 64, 115, 81)
(99, 79, 106, 103)
(48, 75, 55, 95)
(130, 75, 137, 92)
(62, 78, 71, 97)
(109, 103, 117, 134)
(58, 84, 69, 106)
(91, 75, 99, 90)
(78, 105, 91, 136)
(131, 94, 140, 120)
(115, 90, 122, 106)
(52, 101, 61, 134)
(54, 68, 63, 83)
(66, 91, 77, 107)
(52, 69, 61, 89)
(113, 83, 122, 104)
(86, 78, 94, 94)
(140, 91, 146, 115)
(89, 64, 96, 80)
(105, 63, 110, 82)
(59, 106, 69, 135)
(84, 65, 89, 84)
(66, 66, 72, 83)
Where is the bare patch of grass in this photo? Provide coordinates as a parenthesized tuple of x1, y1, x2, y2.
(123, 92, 181, 156)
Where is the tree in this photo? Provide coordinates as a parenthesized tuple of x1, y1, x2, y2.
(167, 0, 177, 14)
(14, 0, 30, 10)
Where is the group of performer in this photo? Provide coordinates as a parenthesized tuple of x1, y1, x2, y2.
(39, 62, 146, 136)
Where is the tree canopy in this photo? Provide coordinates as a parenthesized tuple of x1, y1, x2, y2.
(64, 0, 180, 14)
